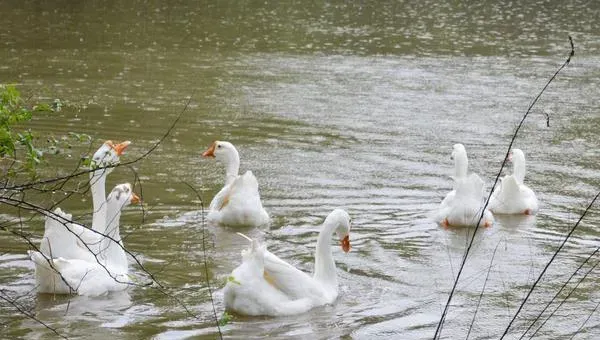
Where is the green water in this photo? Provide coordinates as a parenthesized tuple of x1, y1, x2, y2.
(1, 1, 599, 339)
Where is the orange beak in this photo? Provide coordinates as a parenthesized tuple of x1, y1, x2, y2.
(341, 235, 351, 253)
(112, 141, 131, 156)
(202, 141, 217, 158)
(131, 193, 141, 204)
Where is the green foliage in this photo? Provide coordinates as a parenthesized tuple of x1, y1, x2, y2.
(0, 84, 88, 177)
(227, 275, 241, 285)
(218, 311, 233, 326)
(0, 84, 52, 173)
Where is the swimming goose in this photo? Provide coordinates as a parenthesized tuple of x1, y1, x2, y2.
(202, 141, 269, 228)
(436, 144, 494, 228)
(489, 149, 538, 215)
(224, 209, 351, 316)
(30, 183, 139, 295)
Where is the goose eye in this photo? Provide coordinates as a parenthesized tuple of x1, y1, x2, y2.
(217, 144, 222, 149)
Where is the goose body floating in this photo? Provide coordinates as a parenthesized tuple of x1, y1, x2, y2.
(30, 183, 140, 296)
(436, 144, 494, 228)
(489, 149, 539, 215)
(224, 209, 351, 316)
(202, 141, 269, 228)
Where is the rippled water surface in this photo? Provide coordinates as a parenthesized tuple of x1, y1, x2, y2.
(1, 1, 600, 339)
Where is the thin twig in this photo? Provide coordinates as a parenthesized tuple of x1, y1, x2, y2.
(0, 290, 68, 340)
(433, 36, 574, 339)
(519, 246, 600, 339)
(0, 95, 194, 338)
(1, 196, 155, 288)
(4, 95, 191, 192)
(465, 241, 501, 340)
(499, 191, 599, 339)
(182, 181, 223, 339)
(569, 299, 600, 339)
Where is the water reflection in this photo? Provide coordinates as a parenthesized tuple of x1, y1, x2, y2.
(35, 291, 132, 318)
(495, 213, 537, 231)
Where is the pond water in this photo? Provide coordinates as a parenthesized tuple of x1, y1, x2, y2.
(1, 1, 600, 339)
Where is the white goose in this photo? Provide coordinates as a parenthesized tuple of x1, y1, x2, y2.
(439, 143, 469, 210)
(88, 140, 131, 232)
(436, 144, 494, 228)
(38, 140, 130, 261)
(224, 209, 351, 316)
(202, 141, 269, 228)
(489, 149, 538, 215)
(29, 183, 139, 296)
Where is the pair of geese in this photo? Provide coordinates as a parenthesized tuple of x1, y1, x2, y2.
(435, 143, 539, 228)
(203, 141, 539, 317)
(29, 141, 140, 296)
(202, 141, 352, 316)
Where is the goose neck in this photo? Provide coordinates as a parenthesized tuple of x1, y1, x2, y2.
(102, 204, 127, 272)
(90, 169, 107, 232)
(224, 153, 240, 185)
(454, 153, 468, 178)
(313, 219, 338, 287)
(513, 155, 526, 184)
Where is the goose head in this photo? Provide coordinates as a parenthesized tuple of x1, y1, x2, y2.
(508, 148, 525, 164)
(106, 183, 140, 210)
(202, 141, 241, 179)
(202, 141, 239, 162)
(451, 143, 468, 178)
(90, 140, 131, 174)
(326, 209, 352, 253)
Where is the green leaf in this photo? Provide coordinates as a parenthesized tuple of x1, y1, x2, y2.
(227, 275, 241, 285)
(218, 312, 233, 326)
(33, 103, 52, 112)
(0, 84, 82, 177)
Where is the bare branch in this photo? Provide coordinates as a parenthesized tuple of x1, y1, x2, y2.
(519, 246, 600, 339)
(499, 191, 599, 338)
(465, 241, 501, 340)
(0, 289, 68, 339)
(182, 181, 223, 339)
(434, 36, 575, 339)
